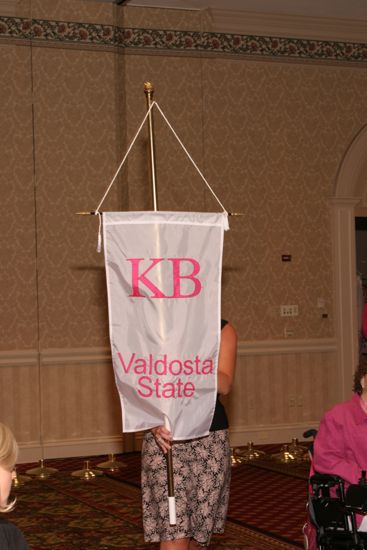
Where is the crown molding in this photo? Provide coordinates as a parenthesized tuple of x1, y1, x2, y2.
(210, 9, 367, 43)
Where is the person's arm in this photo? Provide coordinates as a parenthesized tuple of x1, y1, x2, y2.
(313, 411, 362, 485)
(217, 322, 237, 395)
(152, 323, 237, 452)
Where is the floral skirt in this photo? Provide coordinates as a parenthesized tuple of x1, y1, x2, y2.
(141, 429, 231, 546)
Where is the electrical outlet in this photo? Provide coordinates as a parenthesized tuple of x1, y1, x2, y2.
(280, 305, 299, 317)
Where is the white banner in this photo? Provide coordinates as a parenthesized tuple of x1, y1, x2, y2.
(103, 211, 228, 440)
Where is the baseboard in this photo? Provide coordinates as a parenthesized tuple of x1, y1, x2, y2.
(17, 422, 317, 462)
(112, 423, 317, 450)
(18, 435, 124, 463)
(229, 422, 319, 446)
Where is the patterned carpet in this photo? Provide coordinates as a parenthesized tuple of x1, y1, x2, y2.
(9, 448, 308, 549)
(229, 462, 307, 547)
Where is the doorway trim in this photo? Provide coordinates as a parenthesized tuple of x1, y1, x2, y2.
(333, 123, 367, 400)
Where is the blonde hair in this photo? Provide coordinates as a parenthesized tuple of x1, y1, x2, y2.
(0, 422, 18, 513)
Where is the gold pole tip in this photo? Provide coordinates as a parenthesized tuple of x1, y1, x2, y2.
(144, 81, 154, 93)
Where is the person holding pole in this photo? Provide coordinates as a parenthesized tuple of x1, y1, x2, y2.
(141, 320, 237, 549)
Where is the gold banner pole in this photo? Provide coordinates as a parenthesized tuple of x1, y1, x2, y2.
(143, 81, 176, 525)
(144, 81, 159, 211)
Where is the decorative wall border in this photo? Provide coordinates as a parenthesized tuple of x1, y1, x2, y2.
(0, 16, 367, 63)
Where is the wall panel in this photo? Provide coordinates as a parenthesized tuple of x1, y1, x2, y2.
(226, 339, 337, 446)
(40, 349, 122, 452)
(0, 352, 40, 448)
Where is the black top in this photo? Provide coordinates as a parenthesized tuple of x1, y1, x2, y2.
(0, 519, 29, 550)
(209, 319, 229, 432)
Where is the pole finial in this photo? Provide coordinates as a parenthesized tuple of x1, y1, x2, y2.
(144, 81, 154, 95)
(144, 81, 158, 211)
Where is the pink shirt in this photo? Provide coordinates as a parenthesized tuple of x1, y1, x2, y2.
(306, 394, 367, 542)
(313, 393, 367, 485)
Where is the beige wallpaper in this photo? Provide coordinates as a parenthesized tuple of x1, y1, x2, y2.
(203, 59, 367, 339)
(0, 44, 38, 350)
(1, 8, 366, 345)
(5, 40, 366, 347)
(31, 45, 124, 348)
(124, 55, 207, 213)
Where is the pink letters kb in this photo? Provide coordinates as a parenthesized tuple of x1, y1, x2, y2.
(127, 257, 202, 298)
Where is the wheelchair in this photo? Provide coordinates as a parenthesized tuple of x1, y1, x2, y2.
(303, 430, 367, 550)
(308, 471, 367, 549)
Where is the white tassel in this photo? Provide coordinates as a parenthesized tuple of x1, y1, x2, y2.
(96, 212, 102, 253)
(223, 212, 230, 231)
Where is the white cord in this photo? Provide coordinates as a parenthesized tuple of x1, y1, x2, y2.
(95, 101, 157, 214)
(154, 102, 228, 214)
(94, 100, 228, 216)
